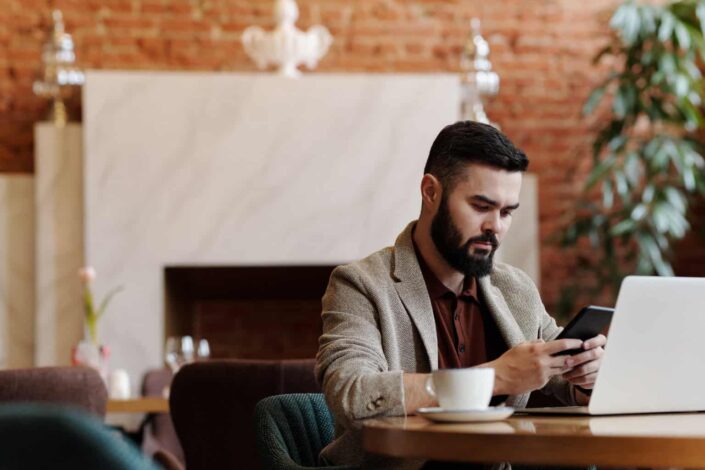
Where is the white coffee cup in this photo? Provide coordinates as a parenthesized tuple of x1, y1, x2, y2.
(109, 369, 131, 400)
(425, 367, 494, 410)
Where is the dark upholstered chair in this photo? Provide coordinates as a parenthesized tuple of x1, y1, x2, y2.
(170, 359, 319, 470)
(255, 393, 354, 470)
(0, 366, 108, 417)
(140, 368, 184, 465)
(0, 403, 159, 469)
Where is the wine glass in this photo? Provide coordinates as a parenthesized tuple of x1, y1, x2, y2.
(169, 335, 194, 372)
(163, 335, 195, 397)
(196, 338, 210, 360)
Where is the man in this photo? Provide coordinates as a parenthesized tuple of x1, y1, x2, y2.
(315, 121, 606, 467)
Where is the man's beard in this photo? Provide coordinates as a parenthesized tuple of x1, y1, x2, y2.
(430, 196, 499, 278)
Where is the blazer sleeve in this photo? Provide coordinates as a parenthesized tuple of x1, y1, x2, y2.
(315, 264, 406, 428)
(506, 264, 579, 406)
(538, 292, 579, 405)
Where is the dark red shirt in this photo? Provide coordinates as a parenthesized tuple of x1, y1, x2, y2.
(414, 244, 508, 370)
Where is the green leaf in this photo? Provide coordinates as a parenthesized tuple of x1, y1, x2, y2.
(643, 184, 656, 204)
(664, 187, 687, 213)
(695, 2, 705, 34)
(617, 3, 642, 45)
(83, 287, 95, 322)
(679, 98, 704, 130)
(659, 11, 676, 43)
(612, 83, 638, 119)
(683, 166, 697, 191)
(583, 85, 608, 116)
(652, 201, 671, 233)
(96, 285, 124, 319)
(610, 218, 636, 236)
(675, 21, 692, 50)
(674, 74, 691, 98)
(683, 55, 703, 81)
(602, 179, 614, 209)
(639, 5, 658, 34)
(651, 139, 672, 170)
(624, 151, 643, 186)
(659, 53, 677, 75)
(636, 232, 674, 276)
(586, 155, 616, 189)
(631, 203, 648, 221)
(614, 170, 630, 201)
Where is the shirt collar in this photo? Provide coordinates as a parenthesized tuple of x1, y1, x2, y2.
(412, 236, 478, 302)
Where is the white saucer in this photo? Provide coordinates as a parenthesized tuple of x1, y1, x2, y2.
(417, 406, 514, 423)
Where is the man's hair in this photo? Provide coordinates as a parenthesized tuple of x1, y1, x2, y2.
(424, 121, 529, 190)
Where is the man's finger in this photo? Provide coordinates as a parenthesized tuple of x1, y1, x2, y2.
(548, 355, 575, 370)
(563, 361, 600, 380)
(583, 334, 607, 350)
(566, 372, 598, 387)
(543, 338, 584, 355)
(568, 347, 603, 367)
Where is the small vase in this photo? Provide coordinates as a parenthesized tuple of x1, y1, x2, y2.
(71, 340, 110, 385)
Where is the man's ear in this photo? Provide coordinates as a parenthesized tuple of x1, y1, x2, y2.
(420, 174, 442, 210)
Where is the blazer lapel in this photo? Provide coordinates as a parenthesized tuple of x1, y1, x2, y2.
(478, 276, 526, 349)
(392, 223, 438, 370)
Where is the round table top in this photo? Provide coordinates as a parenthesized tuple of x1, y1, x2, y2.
(106, 397, 169, 414)
(363, 412, 705, 467)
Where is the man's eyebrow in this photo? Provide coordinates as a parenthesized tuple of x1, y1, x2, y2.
(470, 194, 520, 210)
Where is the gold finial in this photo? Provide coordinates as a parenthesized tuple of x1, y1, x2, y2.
(33, 9, 85, 126)
(459, 18, 500, 126)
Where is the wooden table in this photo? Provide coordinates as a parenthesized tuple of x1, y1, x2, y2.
(106, 397, 169, 414)
(363, 413, 705, 468)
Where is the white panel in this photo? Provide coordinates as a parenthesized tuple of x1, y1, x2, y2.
(83, 71, 460, 385)
(34, 123, 84, 366)
(495, 173, 539, 286)
(0, 175, 35, 367)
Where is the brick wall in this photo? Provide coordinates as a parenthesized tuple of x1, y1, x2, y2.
(2, 0, 702, 311)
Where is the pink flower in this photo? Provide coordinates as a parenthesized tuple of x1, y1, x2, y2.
(79, 266, 96, 284)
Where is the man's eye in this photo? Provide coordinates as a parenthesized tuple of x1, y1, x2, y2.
(501, 210, 513, 218)
(473, 204, 490, 211)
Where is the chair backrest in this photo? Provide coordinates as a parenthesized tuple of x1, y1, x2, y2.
(140, 368, 184, 465)
(170, 359, 319, 470)
(0, 403, 159, 469)
(0, 366, 107, 417)
(254, 393, 336, 470)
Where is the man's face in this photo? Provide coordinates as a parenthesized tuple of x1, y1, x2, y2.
(430, 164, 522, 278)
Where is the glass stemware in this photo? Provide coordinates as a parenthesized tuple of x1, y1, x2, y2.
(163, 335, 196, 398)
(197, 338, 210, 360)
(165, 335, 195, 374)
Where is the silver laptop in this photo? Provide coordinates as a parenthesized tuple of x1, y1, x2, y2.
(521, 276, 705, 415)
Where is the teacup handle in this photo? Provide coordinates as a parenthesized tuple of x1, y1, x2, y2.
(425, 376, 436, 399)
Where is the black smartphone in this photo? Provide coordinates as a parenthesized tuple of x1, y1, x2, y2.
(553, 305, 614, 356)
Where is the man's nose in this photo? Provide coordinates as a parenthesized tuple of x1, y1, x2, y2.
(481, 212, 501, 234)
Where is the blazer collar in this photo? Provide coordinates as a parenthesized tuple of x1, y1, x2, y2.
(478, 276, 526, 349)
(392, 221, 438, 369)
(391, 221, 526, 368)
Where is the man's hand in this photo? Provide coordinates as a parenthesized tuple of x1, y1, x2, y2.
(486, 339, 583, 396)
(562, 334, 606, 391)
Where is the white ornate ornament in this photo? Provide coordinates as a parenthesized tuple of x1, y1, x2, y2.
(242, 0, 332, 78)
(459, 18, 500, 127)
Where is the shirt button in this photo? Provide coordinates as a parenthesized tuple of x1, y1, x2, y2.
(459, 344, 465, 353)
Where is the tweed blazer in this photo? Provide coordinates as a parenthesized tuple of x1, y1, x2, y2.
(315, 221, 576, 467)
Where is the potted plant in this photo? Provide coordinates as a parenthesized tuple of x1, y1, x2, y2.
(560, 0, 705, 313)
(72, 266, 122, 382)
